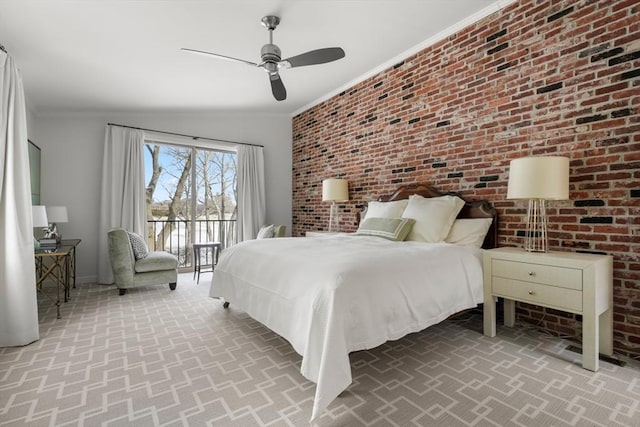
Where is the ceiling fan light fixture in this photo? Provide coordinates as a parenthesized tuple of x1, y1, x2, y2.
(262, 61, 279, 73)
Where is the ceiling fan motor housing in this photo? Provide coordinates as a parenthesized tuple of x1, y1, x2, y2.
(261, 44, 281, 62)
(261, 44, 281, 73)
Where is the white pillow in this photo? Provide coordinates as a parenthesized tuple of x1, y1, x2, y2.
(363, 199, 408, 221)
(256, 224, 275, 239)
(401, 195, 465, 242)
(446, 218, 493, 248)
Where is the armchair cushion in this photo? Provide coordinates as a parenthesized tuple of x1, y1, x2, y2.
(135, 251, 179, 273)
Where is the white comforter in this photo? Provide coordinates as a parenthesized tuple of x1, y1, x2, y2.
(209, 234, 484, 421)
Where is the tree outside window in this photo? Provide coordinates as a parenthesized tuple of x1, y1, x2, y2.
(144, 143, 237, 267)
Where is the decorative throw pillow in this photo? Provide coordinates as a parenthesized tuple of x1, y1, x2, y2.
(445, 218, 493, 248)
(401, 195, 465, 243)
(363, 199, 409, 222)
(257, 224, 276, 239)
(356, 217, 416, 241)
(127, 231, 149, 260)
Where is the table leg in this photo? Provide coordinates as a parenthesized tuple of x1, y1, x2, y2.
(504, 299, 516, 327)
(64, 253, 70, 302)
(483, 296, 496, 337)
(196, 247, 201, 284)
(56, 283, 61, 319)
(599, 307, 613, 356)
(71, 246, 77, 289)
(193, 246, 197, 281)
(582, 311, 598, 371)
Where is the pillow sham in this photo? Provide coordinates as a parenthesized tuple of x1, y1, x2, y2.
(401, 195, 465, 243)
(257, 224, 275, 239)
(362, 199, 409, 222)
(355, 217, 416, 241)
(127, 231, 149, 260)
(446, 218, 493, 248)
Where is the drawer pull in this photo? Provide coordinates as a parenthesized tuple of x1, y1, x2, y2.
(528, 271, 535, 276)
(528, 290, 535, 295)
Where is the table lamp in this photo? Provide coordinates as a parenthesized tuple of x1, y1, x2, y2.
(45, 205, 68, 243)
(322, 178, 348, 233)
(32, 205, 49, 250)
(507, 156, 569, 252)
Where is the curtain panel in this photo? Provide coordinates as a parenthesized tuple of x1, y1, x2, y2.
(0, 51, 39, 346)
(97, 125, 146, 284)
(236, 145, 265, 241)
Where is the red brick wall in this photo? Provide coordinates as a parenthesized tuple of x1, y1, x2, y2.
(292, 0, 640, 359)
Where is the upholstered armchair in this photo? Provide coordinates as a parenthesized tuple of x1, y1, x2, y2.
(107, 228, 178, 295)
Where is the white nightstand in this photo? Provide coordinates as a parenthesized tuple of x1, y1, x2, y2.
(483, 247, 613, 371)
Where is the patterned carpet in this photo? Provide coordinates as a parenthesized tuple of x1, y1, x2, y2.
(1, 274, 639, 427)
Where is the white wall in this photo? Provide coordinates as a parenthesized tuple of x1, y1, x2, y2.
(33, 112, 292, 283)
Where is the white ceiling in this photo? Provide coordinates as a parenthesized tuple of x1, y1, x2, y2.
(0, 0, 513, 116)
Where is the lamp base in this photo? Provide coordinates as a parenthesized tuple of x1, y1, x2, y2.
(524, 199, 548, 252)
(328, 202, 337, 233)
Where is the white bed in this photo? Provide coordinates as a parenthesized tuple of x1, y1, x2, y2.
(209, 184, 497, 421)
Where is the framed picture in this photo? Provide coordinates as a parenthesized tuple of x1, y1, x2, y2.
(28, 139, 41, 205)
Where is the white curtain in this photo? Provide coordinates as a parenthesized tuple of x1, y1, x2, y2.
(96, 125, 146, 284)
(0, 50, 39, 346)
(236, 145, 265, 241)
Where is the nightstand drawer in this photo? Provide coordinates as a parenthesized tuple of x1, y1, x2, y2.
(492, 277, 583, 312)
(492, 259, 582, 291)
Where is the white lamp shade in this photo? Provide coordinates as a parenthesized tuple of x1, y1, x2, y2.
(507, 156, 569, 200)
(322, 178, 349, 202)
(46, 206, 68, 223)
(32, 205, 49, 228)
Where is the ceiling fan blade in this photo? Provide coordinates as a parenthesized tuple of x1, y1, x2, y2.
(281, 47, 345, 68)
(181, 48, 258, 67)
(269, 73, 287, 101)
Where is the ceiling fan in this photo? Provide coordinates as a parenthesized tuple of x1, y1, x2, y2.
(182, 15, 345, 101)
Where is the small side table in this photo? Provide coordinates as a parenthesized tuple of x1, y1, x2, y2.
(483, 247, 613, 371)
(34, 238, 80, 319)
(193, 242, 221, 284)
(35, 246, 73, 319)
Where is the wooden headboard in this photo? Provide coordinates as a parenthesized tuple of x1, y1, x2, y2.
(366, 183, 499, 249)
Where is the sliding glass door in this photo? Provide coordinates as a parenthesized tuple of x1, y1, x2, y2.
(144, 142, 237, 268)
(193, 149, 237, 249)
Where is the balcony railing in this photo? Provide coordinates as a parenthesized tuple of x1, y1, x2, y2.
(147, 219, 236, 269)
